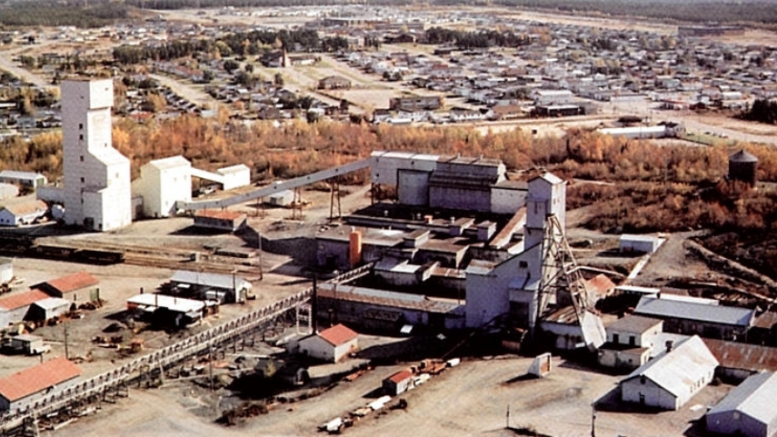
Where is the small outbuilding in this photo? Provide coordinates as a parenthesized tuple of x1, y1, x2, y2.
(28, 297, 71, 322)
(169, 270, 252, 303)
(127, 293, 206, 328)
(619, 234, 661, 254)
(0, 357, 81, 412)
(599, 315, 663, 371)
(298, 323, 359, 363)
(706, 371, 777, 437)
(383, 368, 415, 396)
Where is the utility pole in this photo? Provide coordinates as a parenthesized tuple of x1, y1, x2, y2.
(591, 407, 597, 437)
(505, 404, 510, 429)
(64, 323, 69, 359)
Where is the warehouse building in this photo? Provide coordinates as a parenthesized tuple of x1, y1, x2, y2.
(0, 289, 49, 328)
(168, 270, 252, 304)
(706, 371, 777, 437)
(192, 210, 247, 232)
(127, 293, 206, 328)
(634, 296, 755, 341)
(620, 335, 718, 410)
(27, 297, 71, 322)
(0, 171, 47, 189)
(369, 151, 526, 214)
(315, 283, 465, 332)
(35, 271, 100, 303)
(0, 357, 81, 413)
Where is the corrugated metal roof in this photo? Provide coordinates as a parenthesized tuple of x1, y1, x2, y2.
(0, 289, 50, 311)
(707, 371, 777, 424)
(318, 324, 358, 347)
(194, 209, 246, 221)
(317, 283, 463, 315)
(703, 339, 777, 372)
(387, 368, 414, 384)
(634, 297, 754, 327)
(170, 270, 249, 291)
(622, 336, 718, 398)
(607, 314, 663, 334)
(127, 293, 205, 314)
(33, 297, 71, 311)
(754, 311, 777, 329)
(44, 271, 99, 294)
(0, 357, 80, 402)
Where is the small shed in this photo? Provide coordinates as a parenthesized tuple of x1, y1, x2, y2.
(619, 234, 661, 254)
(383, 368, 415, 396)
(706, 371, 777, 437)
(169, 270, 251, 303)
(28, 297, 71, 322)
(0, 357, 81, 412)
(3, 334, 48, 355)
(127, 293, 205, 327)
(35, 271, 100, 302)
(298, 323, 359, 363)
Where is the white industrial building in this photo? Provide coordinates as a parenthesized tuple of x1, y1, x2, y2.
(620, 335, 718, 410)
(216, 164, 251, 190)
(0, 357, 81, 412)
(706, 371, 777, 437)
(59, 79, 132, 232)
(619, 234, 663, 254)
(132, 156, 192, 218)
(297, 324, 359, 363)
(370, 151, 526, 214)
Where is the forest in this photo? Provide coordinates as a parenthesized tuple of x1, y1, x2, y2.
(2, 115, 776, 237)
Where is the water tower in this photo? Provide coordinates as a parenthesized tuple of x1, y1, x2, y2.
(728, 149, 758, 187)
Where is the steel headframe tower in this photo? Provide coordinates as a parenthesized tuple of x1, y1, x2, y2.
(536, 215, 605, 350)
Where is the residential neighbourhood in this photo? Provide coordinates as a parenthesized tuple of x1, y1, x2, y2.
(0, 3, 777, 437)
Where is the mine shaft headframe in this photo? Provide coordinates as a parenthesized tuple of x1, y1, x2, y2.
(540, 214, 593, 316)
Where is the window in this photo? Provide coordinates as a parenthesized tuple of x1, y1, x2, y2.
(80, 155, 84, 162)
(80, 177, 84, 183)
(79, 134, 84, 141)
(640, 375, 646, 385)
(629, 336, 636, 346)
(79, 123, 83, 130)
(519, 260, 528, 268)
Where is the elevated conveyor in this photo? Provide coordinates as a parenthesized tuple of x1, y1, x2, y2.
(177, 158, 371, 211)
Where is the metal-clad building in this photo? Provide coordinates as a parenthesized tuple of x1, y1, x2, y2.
(706, 371, 777, 437)
(0, 357, 81, 412)
(634, 297, 754, 341)
(620, 335, 718, 410)
(619, 234, 661, 254)
(169, 270, 251, 303)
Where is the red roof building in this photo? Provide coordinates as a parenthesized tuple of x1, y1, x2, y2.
(0, 357, 81, 411)
(298, 323, 359, 363)
(192, 209, 247, 232)
(318, 323, 359, 347)
(36, 271, 99, 300)
(0, 289, 49, 311)
(383, 368, 415, 396)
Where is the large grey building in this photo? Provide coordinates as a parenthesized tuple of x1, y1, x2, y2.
(706, 371, 777, 437)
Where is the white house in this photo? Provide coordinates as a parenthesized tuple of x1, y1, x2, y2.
(598, 315, 663, 370)
(706, 371, 777, 437)
(298, 323, 359, 363)
(620, 335, 718, 410)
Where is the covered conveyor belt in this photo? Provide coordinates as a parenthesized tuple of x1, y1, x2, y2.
(177, 158, 371, 211)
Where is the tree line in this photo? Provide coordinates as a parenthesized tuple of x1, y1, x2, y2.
(739, 99, 777, 125)
(423, 27, 534, 49)
(113, 29, 348, 65)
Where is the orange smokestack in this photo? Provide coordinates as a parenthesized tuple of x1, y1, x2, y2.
(349, 228, 362, 267)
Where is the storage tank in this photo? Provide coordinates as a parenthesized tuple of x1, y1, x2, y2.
(728, 149, 758, 187)
(349, 229, 362, 267)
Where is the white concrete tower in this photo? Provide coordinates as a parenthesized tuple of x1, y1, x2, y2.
(524, 173, 566, 251)
(62, 78, 132, 231)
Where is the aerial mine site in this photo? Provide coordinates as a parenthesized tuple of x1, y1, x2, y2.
(0, 1, 776, 436)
